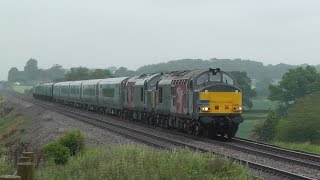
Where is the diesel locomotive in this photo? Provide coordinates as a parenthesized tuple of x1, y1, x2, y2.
(33, 68, 243, 139)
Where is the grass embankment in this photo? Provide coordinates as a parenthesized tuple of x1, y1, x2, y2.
(0, 112, 27, 146)
(38, 146, 251, 179)
(0, 96, 21, 175)
(272, 91, 320, 155)
(12, 85, 32, 94)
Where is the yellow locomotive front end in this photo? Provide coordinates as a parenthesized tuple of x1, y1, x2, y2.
(194, 68, 243, 139)
(199, 91, 242, 114)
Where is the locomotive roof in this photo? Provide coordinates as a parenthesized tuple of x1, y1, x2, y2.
(135, 73, 162, 86)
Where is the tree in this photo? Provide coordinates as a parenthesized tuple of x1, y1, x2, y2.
(8, 67, 19, 82)
(251, 110, 281, 142)
(274, 91, 320, 144)
(255, 78, 273, 98)
(89, 69, 112, 79)
(48, 64, 66, 80)
(65, 67, 90, 81)
(269, 66, 320, 105)
(24, 58, 39, 80)
(230, 71, 256, 109)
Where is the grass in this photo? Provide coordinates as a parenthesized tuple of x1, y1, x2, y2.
(0, 156, 15, 175)
(273, 142, 320, 155)
(37, 145, 251, 180)
(0, 98, 25, 175)
(12, 85, 33, 94)
(0, 112, 28, 146)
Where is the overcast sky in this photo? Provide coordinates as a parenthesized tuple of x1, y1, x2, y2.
(0, 0, 319, 80)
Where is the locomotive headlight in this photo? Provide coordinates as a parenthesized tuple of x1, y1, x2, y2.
(201, 107, 210, 112)
(233, 106, 242, 112)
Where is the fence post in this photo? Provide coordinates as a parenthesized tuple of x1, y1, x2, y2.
(21, 152, 34, 163)
(19, 157, 30, 163)
(17, 162, 34, 180)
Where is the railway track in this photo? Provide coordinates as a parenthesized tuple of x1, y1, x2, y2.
(8, 92, 318, 180)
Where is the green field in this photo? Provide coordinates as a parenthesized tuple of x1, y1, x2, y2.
(12, 85, 33, 93)
(236, 112, 267, 139)
(251, 99, 279, 110)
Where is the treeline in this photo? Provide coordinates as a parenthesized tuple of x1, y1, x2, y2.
(8, 59, 66, 85)
(135, 58, 320, 81)
(7, 59, 114, 85)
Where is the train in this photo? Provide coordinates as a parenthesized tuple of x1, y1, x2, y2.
(33, 68, 243, 139)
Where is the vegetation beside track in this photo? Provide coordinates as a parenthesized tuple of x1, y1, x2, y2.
(272, 142, 320, 155)
(236, 112, 267, 139)
(38, 145, 251, 179)
(37, 130, 251, 179)
(12, 85, 33, 94)
(0, 96, 25, 175)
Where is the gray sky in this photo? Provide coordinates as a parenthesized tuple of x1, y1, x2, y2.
(1, 0, 319, 80)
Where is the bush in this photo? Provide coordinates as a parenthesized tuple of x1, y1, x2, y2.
(44, 142, 70, 165)
(58, 129, 85, 156)
(251, 110, 281, 142)
(274, 92, 320, 144)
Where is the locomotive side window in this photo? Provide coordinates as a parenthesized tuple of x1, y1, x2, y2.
(196, 73, 209, 85)
(159, 87, 163, 103)
(171, 87, 176, 106)
(140, 87, 143, 101)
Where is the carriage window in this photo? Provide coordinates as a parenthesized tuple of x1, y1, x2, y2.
(103, 88, 115, 97)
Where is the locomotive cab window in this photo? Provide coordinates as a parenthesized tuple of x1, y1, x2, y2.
(222, 73, 235, 85)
